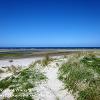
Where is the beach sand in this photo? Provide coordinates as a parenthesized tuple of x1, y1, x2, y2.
(0, 57, 43, 67)
(0, 56, 74, 100)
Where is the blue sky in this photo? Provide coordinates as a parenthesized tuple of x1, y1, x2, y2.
(0, 0, 100, 47)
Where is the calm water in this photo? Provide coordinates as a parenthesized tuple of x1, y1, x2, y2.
(0, 47, 100, 50)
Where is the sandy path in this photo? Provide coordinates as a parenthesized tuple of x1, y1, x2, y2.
(35, 60, 74, 100)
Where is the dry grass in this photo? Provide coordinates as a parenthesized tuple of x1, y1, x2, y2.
(0, 69, 4, 73)
(41, 54, 55, 66)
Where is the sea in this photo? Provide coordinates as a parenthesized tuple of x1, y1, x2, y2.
(0, 47, 100, 50)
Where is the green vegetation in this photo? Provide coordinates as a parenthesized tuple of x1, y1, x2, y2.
(0, 53, 24, 58)
(0, 63, 47, 99)
(58, 53, 100, 100)
(9, 95, 33, 100)
(0, 77, 12, 93)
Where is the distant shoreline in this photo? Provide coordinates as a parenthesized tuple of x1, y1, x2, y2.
(0, 49, 100, 60)
(0, 50, 76, 60)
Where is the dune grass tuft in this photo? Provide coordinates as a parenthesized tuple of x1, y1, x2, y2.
(0, 69, 4, 73)
(41, 54, 54, 66)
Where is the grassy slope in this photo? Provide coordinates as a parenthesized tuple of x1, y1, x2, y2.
(58, 52, 100, 100)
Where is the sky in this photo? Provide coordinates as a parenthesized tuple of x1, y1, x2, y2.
(0, 0, 100, 47)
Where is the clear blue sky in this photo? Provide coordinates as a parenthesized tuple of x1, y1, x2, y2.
(0, 0, 100, 47)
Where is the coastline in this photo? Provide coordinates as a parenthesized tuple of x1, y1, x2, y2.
(0, 48, 100, 60)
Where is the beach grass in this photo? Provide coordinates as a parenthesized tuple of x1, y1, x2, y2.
(41, 54, 56, 66)
(0, 63, 47, 99)
(58, 52, 100, 100)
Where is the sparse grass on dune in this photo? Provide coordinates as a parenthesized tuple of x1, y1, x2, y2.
(0, 63, 47, 99)
(0, 69, 4, 73)
(6, 65, 22, 74)
(0, 65, 22, 75)
(58, 52, 100, 100)
(41, 54, 55, 66)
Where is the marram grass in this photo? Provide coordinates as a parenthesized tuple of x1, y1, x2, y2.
(0, 63, 47, 100)
(58, 52, 100, 100)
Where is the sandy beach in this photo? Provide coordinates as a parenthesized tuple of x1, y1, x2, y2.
(0, 57, 43, 67)
(0, 51, 100, 99)
(0, 55, 75, 100)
